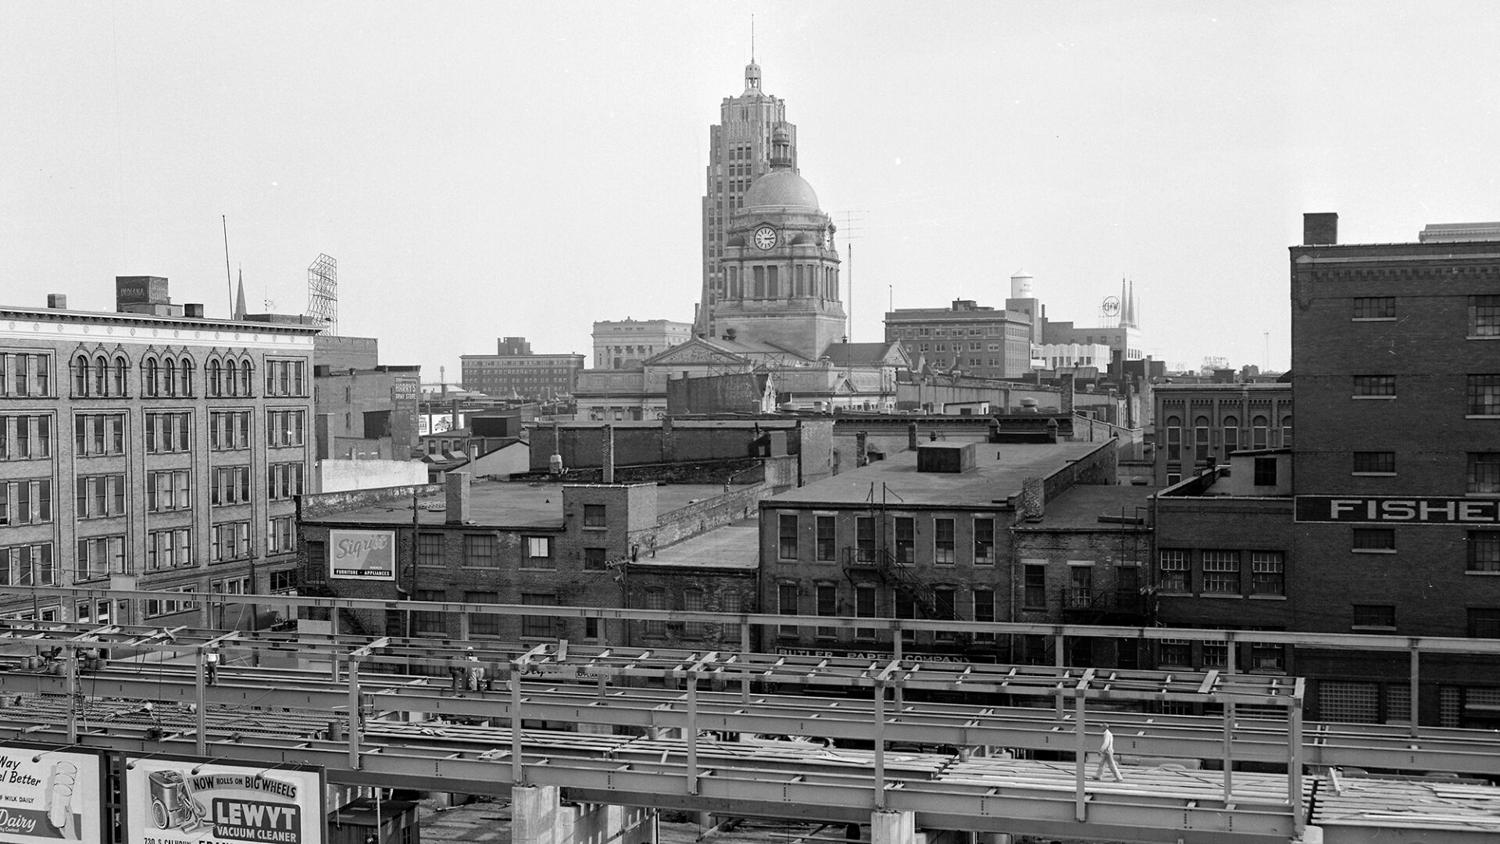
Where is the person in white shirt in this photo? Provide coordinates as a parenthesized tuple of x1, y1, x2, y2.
(1094, 722, 1124, 781)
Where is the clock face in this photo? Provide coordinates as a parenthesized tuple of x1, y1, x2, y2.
(753, 226, 778, 250)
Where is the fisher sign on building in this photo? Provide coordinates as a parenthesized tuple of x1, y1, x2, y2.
(328, 529, 397, 580)
(124, 757, 323, 844)
(0, 743, 106, 843)
(1296, 495, 1500, 524)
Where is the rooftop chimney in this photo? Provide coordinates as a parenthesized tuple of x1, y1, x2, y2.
(1303, 212, 1339, 246)
(46, 294, 67, 309)
(184, 303, 204, 318)
(602, 424, 615, 484)
(445, 472, 471, 525)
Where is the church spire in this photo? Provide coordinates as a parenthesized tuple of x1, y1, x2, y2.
(744, 15, 762, 94)
(233, 269, 247, 320)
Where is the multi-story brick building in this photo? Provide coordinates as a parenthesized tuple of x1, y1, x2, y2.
(1289, 212, 1500, 724)
(1153, 382, 1293, 485)
(757, 438, 1117, 660)
(298, 473, 768, 646)
(884, 299, 1034, 379)
(460, 337, 584, 401)
(0, 282, 316, 628)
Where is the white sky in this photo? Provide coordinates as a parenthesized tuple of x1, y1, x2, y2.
(4, 2, 1499, 379)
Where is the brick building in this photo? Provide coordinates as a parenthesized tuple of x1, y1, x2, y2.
(298, 473, 769, 646)
(1288, 212, 1500, 724)
(313, 336, 421, 463)
(1153, 382, 1293, 485)
(460, 337, 584, 401)
(0, 282, 316, 628)
(884, 299, 1034, 379)
(757, 438, 1117, 660)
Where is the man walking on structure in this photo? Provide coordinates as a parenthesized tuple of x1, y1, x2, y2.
(1094, 722, 1124, 781)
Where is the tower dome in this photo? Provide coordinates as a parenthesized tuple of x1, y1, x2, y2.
(742, 170, 821, 211)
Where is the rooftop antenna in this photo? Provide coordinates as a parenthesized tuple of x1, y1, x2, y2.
(751, 13, 755, 62)
(221, 215, 233, 317)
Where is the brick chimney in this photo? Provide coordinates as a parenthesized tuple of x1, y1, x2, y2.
(907, 422, 918, 451)
(855, 431, 868, 468)
(602, 424, 615, 484)
(1060, 373, 1075, 416)
(445, 472, 471, 525)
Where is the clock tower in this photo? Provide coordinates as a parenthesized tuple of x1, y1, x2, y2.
(716, 125, 845, 361)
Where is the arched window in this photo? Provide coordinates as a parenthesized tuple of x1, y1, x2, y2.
(179, 357, 193, 396)
(1221, 415, 1239, 457)
(113, 355, 128, 396)
(163, 358, 177, 396)
(240, 359, 252, 396)
(1252, 414, 1269, 450)
(1165, 414, 1182, 461)
(94, 354, 109, 395)
(225, 360, 238, 396)
(144, 358, 159, 397)
(208, 359, 222, 396)
(73, 354, 89, 397)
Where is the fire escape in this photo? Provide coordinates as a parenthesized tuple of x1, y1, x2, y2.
(841, 483, 970, 649)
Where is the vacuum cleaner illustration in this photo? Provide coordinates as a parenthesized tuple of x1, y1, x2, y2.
(148, 769, 209, 833)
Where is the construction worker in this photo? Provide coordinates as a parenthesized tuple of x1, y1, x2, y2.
(205, 645, 221, 686)
(1094, 722, 1125, 781)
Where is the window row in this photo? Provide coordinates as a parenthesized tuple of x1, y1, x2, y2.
(0, 542, 54, 586)
(640, 588, 743, 639)
(1162, 415, 1290, 462)
(142, 586, 199, 619)
(417, 533, 556, 568)
(70, 352, 135, 398)
(264, 359, 307, 397)
(1352, 295, 1500, 337)
(0, 352, 50, 398)
(1156, 636, 1286, 672)
(0, 414, 51, 460)
(205, 358, 256, 398)
(1157, 549, 1286, 596)
(77, 413, 127, 456)
(146, 411, 190, 453)
(777, 513, 996, 566)
(1347, 374, 1500, 414)
(775, 581, 996, 642)
(0, 479, 53, 525)
(724, 263, 839, 302)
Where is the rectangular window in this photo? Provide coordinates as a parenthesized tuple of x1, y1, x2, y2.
(209, 521, 251, 562)
(75, 535, 125, 581)
(1467, 375, 1500, 416)
(973, 518, 995, 565)
(524, 535, 554, 568)
(146, 527, 192, 571)
(1194, 426, 1210, 461)
(855, 583, 877, 639)
(1253, 457, 1277, 486)
(893, 516, 915, 563)
(1468, 532, 1500, 573)
(778, 513, 799, 560)
(778, 582, 800, 636)
(465, 591, 500, 637)
(266, 462, 304, 501)
(1352, 528, 1396, 552)
(267, 515, 295, 554)
(75, 474, 126, 519)
(1221, 425, 1238, 456)
(417, 533, 444, 566)
(146, 470, 191, 513)
(1469, 295, 1500, 337)
(1159, 550, 1190, 593)
(1353, 451, 1395, 474)
(1251, 641, 1285, 672)
(1352, 604, 1396, 631)
(2, 479, 52, 525)
(1159, 638, 1193, 668)
(521, 592, 555, 638)
(1469, 608, 1500, 638)
(1469, 453, 1500, 494)
(815, 583, 837, 639)
(266, 410, 306, 447)
(583, 503, 606, 528)
(855, 516, 876, 562)
(1353, 296, 1396, 319)
(815, 515, 835, 561)
(583, 547, 607, 571)
(1023, 563, 1046, 610)
(211, 466, 252, 506)
(1202, 640, 1228, 669)
(1353, 375, 1395, 397)
(1250, 551, 1285, 595)
(1201, 551, 1240, 594)
(973, 587, 995, 640)
(413, 589, 447, 636)
(464, 534, 497, 567)
(1165, 426, 1181, 461)
(77, 413, 128, 457)
(933, 518, 955, 565)
(210, 411, 252, 450)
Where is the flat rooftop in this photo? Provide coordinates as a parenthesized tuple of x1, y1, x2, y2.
(1015, 484, 1154, 529)
(766, 441, 1104, 509)
(302, 480, 730, 529)
(640, 519, 759, 571)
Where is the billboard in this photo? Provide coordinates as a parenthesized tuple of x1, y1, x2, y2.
(418, 412, 465, 436)
(329, 529, 397, 580)
(0, 743, 107, 843)
(124, 757, 323, 844)
(1296, 495, 1500, 525)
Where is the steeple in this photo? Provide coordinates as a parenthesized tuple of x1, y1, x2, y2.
(233, 270, 247, 320)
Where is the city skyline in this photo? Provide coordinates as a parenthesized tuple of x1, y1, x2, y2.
(4, 2, 1500, 382)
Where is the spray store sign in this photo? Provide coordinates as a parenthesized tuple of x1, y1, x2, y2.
(124, 758, 322, 844)
(328, 529, 396, 580)
(0, 744, 105, 843)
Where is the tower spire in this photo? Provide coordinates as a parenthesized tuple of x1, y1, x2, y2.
(751, 14, 755, 62)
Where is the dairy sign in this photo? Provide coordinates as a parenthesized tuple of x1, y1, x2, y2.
(0, 743, 106, 843)
(1296, 495, 1500, 525)
(124, 757, 323, 844)
(328, 529, 396, 580)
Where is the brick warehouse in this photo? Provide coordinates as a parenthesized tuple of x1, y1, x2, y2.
(1289, 213, 1500, 726)
(0, 281, 316, 628)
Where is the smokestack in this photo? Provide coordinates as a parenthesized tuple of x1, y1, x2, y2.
(1303, 212, 1339, 246)
(1019, 477, 1045, 521)
(602, 424, 615, 484)
(1060, 373, 1075, 416)
(855, 431, 868, 468)
(445, 472, 471, 525)
(907, 422, 918, 451)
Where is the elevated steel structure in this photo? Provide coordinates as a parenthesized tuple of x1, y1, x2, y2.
(306, 252, 337, 335)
